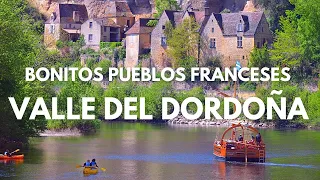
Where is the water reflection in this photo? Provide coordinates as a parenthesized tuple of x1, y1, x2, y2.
(0, 122, 320, 180)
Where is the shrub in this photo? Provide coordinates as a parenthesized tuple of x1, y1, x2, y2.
(100, 42, 122, 49)
(94, 59, 112, 75)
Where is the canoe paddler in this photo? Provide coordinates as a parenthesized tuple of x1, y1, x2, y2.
(83, 160, 91, 167)
(4, 149, 11, 157)
(91, 159, 99, 169)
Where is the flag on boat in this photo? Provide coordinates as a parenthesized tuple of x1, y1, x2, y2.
(236, 60, 242, 71)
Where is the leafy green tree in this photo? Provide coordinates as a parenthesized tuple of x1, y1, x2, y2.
(165, 17, 200, 68)
(249, 45, 272, 68)
(271, 0, 320, 77)
(256, 0, 294, 33)
(154, 0, 179, 18)
(0, 0, 50, 145)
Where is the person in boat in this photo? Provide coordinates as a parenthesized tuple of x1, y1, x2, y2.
(83, 160, 91, 168)
(91, 159, 99, 169)
(256, 133, 262, 144)
(248, 135, 255, 144)
(238, 134, 243, 142)
(4, 149, 11, 157)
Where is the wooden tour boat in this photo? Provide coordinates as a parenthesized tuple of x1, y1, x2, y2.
(213, 123, 265, 163)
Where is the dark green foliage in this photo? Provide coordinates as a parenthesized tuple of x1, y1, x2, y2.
(256, 0, 294, 33)
(154, 0, 179, 18)
(146, 20, 159, 27)
(100, 42, 122, 49)
(0, 0, 50, 146)
(249, 45, 272, 69)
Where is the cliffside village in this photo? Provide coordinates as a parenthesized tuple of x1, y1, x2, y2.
(44, 0, 273, 69)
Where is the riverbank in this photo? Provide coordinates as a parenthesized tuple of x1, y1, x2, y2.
(40, 129, 81, 137)
(168, 115, 275, 128)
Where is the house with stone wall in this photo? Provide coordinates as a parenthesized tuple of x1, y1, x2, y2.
(150, 9, 210, 70)
(81, 18, 121, 50)
(44, 4, 88, 48)
(200, 11, 273, 68)
(125, 18, 156, 68)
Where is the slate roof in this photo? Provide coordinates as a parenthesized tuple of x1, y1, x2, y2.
(126, 18, 156, 35)
(163, 10, 184, 26)
(213, 11, 263, 36)
(46, 4, 88, 24)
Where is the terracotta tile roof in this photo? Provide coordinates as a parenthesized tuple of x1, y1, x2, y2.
(125, 18, 156, 35)
(213, 11, 263, 36)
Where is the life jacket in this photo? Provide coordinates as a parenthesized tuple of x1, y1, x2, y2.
(91, 161, 96, 166)
(84, 162, 91, 167)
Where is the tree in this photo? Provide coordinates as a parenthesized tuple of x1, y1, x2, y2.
(154, 0, 179, 18)
(256, 0, 294, 33)
(0, 0, 50, 145)
(249, 45, 272, 68)
(270, 0, 320, 77)
(165, 17, 200, 68)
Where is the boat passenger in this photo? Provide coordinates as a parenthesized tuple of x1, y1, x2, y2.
(91, 159, 99, 169)
(4, 149, 11, 157)
(83, 160, 91, 167)
(256, 133, 261, 144)
(248, 135, 255, 144)
(238, 134, 243, 142)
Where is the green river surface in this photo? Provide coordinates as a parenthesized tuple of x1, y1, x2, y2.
(0, 122, 320, 180)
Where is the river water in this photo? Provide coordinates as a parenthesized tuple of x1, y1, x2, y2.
(0, 122, 320, 180)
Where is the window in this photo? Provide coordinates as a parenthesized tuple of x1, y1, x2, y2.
(89, 22, 93, 28)
(210, 38, 216, 48)
(69, 24, 71, 28)
(237, 36, 242, 48)
(88, 34, 93, 42)
(104, 26, 107, 32)
(127, 20, 130, 27)
(161, 37, 167, 46)
(257, 42, 260, 48)
(242, 56, 245, 59)
(162, 25, 165, 30)
(237, 23, 243, 32)
(49, 25, 55, 34)
(262, 27, 264, 32)
(212, 28, 214, 33)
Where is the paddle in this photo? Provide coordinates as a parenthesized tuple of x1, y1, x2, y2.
(100, 167, 106, 172)
(10, 149, 20, 155)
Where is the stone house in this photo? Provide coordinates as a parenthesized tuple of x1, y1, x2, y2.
(125, 18, 156, 68)
(44, 4, 88, 48)
(150, 10, 184, 70)
(81, 18, 121, 50)
(200, 11, 273, 68)
(94, 1, 136, 40)
(150, 9, 209, 70)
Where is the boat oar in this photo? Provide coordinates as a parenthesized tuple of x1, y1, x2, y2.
(100, 167, 106, 172)
(76, 165, 83, 168)
(10, 149, 20, 155)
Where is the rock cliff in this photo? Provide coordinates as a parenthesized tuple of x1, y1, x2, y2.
(28, 0, 258, 20)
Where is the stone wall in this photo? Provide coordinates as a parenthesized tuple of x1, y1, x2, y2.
(150, 13, 171, 70)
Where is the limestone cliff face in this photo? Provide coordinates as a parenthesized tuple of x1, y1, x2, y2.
(28, 0, 153, 19)
(179, 0, 254, 13)
(28, 0, 258, 20)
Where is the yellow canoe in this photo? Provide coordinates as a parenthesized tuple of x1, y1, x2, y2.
(83, 167, 98, 175)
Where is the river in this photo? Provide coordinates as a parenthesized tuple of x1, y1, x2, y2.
(0, 122, 320, 180)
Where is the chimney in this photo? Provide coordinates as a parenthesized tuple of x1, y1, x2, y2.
(204, 0, 210, 16)
(73, 11, 80, 22)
